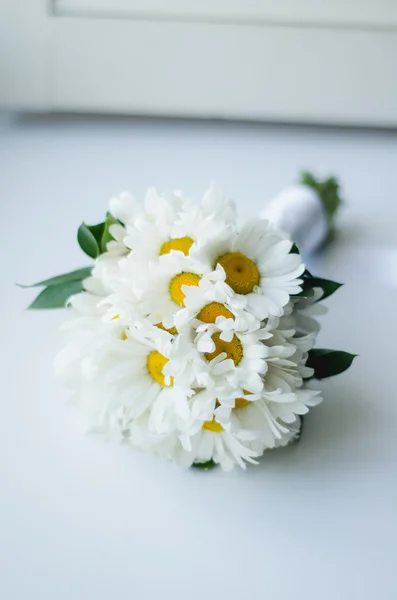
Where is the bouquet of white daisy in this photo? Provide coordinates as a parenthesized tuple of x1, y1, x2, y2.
(22, 175, 355, 470)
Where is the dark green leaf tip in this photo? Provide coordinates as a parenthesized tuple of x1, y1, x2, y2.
(306, 349, 357, 379)
(312, 277, 343, 302)
(191, 459, 217, 470)
(295, 275, 343, 302)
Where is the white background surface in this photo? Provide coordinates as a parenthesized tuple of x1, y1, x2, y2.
(1, 113, 397, 599)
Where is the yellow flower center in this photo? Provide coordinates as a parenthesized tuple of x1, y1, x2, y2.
(234, 390, 252, 409)
(147, 351, 173, 387)
(202, 418, 223, 433)
(196, 302, 234, 324)
(216, 252, 260, 295)
(169, 272, 201, 306)
(160, 236, 194, 256)
(155, 322, 178, 335)
(205, 332, 243, 365)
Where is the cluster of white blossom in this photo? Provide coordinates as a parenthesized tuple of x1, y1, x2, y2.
(55, 185, 322, 470)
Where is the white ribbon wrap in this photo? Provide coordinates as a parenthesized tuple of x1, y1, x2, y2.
(260, 184, 328, 256)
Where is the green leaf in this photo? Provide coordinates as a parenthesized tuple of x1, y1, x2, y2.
(18, 267, 92, 288)
(77, 217, 118, 257)
(300, 171, 343, 230)
(306, 349, 357, 379)
(311, 277, 343, 301)
(28, 280, 84, 309)
(77, 223, 103, 258)
(191, 459, 217, 471)
(299, 276, 343, 302)
(87, 222, 106, 246)
(290, 243, 300, 254)
(101, 214, 119, 253)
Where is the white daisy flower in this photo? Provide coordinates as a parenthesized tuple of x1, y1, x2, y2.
(112, 326, 194, 435)
(128, 410, 261, 471)
(176, 418, 261, 471)
(123, 214, 178, 263)
(55, 314, 194, 438)
(214, 386, 321, 448)
(109, 188, 185, 261)
(194, 325, 272, 395)
(110, 188, 184, 230)
(175, 266, 259, 337)
(199, 219, 305, 319)
(110, 185, 235, 264)
(172, 183, 236, 245)
(54, 308, 128, 437)
(131, 251, 210, 330)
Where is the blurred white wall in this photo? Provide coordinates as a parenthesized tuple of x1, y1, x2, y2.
(1, 0, 397, 126)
